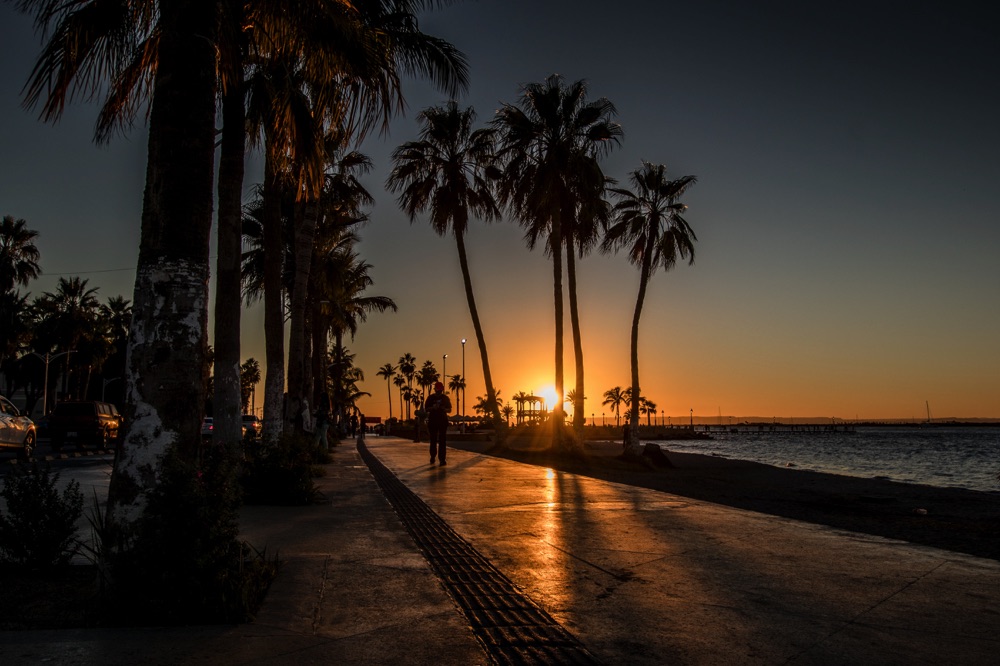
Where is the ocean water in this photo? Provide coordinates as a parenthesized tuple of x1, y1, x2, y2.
(652, 427, 1000, 493)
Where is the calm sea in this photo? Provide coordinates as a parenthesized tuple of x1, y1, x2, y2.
(652, 426, 1000, 493)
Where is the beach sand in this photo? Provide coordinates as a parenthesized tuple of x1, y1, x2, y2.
(448, 436, 1000, 561)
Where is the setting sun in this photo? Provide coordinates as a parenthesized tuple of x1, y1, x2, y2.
(537, 386, 559, 409)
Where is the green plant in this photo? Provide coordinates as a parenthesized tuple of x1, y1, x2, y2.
(241, 432, 325, 505)
(104, 446, 279, 624)
(0, 462, 83, 568)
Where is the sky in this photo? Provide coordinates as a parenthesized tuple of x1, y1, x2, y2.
(1, 0, 998, 422)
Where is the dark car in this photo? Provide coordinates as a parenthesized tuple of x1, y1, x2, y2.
(241, 414, 262, 442)
(48, 400, 121, 450)
(0, 394, 36, 460)
(201, 416, 248, 442)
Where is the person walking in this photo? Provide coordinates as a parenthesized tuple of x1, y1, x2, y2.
(424, 381, 452, 465)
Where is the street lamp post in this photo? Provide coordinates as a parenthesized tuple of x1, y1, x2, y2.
(29, 350, 74, 416)
(102, 377, 121, 402)
(442, 354, 447, 387)
(460, 338, 466, 416)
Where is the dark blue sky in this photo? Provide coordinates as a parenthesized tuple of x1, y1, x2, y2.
(1, 0, 998, 418)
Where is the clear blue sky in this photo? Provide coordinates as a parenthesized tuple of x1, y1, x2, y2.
(2, 0, 998, 420)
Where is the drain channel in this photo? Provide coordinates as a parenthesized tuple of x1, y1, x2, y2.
(357, 441, 601, 666)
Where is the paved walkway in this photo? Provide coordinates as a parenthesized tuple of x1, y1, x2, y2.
(2, 436, 998, 664)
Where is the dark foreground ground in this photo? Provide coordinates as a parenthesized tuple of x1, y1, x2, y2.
(5, 432, 997, 631)
(450, 435, 1000, 562)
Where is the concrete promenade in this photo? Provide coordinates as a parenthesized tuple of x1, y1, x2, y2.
(1, 435, 998, 664)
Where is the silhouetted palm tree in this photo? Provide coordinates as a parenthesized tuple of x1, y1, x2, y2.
(493, 75, 620, 447)
(603, 386, 626, 428)
(448, 373, 465, 416)
(387, 101, 504, 433)
(376, 363, 398, 421)
(240, 358, 261, 414)
(500, 402, 514, 426)
(417, 360, 438, 402)
(641, 398, 657, 427)
(0, 215, 41, 367)
(0, 215, 41, 294)
(604, 162, 697, 454)
(34, 277, 102, 400)
(392, 374, 406, 421)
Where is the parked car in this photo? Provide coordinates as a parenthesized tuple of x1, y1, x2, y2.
(0, 394, 36, 460)
(48, 400, 121, 450)
(241, 414, 262, 441)
(201, 417, 247, 442)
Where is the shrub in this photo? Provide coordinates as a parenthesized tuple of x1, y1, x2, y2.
(104, 446, 279, 625)
(241, 431, 325, 505)
(0, 463, 83, 568)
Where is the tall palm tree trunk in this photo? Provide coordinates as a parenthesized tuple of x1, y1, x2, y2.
(626, 254, 654, 457)
(310, 305, 328, 402)
(565, 236, 586, 434)
(213, 83, 246, 447)
(109, 0, 218, 529)
(550, 214, 566, 450)
(285, 201, 318, 432)
(261, 154, 285, 442)
(455, 229, 503, 434)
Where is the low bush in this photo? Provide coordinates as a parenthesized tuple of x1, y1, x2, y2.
(241, 431, 326, 505)
(103, 447, 279, 625)
(0, 462, 83, 568)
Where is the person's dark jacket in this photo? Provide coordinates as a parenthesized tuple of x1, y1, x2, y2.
(424, 392, 452, 427)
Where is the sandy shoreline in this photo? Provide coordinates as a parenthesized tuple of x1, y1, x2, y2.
(448, 437, 1000, 561)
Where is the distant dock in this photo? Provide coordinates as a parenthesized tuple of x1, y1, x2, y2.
(685, 423, 857, 434)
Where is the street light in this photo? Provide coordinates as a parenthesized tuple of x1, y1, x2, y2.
(442, 354, 448, 386)
(102, 377, 121, 402)
(29, 350, 75, 416)
(460, 338, 466, 416)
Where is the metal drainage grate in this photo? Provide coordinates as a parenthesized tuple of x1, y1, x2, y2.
(358, 441, 601, 666)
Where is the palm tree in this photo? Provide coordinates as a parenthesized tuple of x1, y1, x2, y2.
(401, 383, 415, 421)
(17, 0, 219, 526)
(417, 360, 438, 402)
(392, 373, 406, 421)
(564, 182, 612, 433)
(602, 386, 626, 428)
(399, 353, 417, 391)
(376, 363, 397, 421)
(244, 1, 469, 440)
(34, 277, 103, 399)
(564, 388, 585, 424)
(240, 358, 262, 415)
(500, 402, 514, 426)
(641, 398, 657, 427)
(492, 75, 621, 448)
(307, 144, 376, 405)
(387, 101, 504, 433)
(0, 215, 41, 367)
(447, 373, 465, 416)
(0, 215, 41, 294)
(604, 162, 697, 455)
(317, 249, 397, 432)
